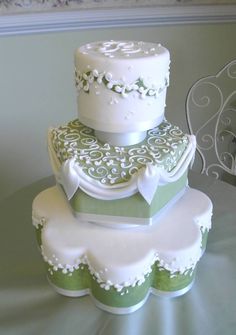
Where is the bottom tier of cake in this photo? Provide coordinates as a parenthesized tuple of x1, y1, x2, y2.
(32, 186, 212, 314)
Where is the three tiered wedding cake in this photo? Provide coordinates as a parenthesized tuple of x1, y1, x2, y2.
(32, 41, 213, 314)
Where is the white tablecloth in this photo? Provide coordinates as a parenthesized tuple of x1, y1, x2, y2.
(1, 171, 236, 335)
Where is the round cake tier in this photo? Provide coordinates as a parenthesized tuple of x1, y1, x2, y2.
(75, 40, 170, 145)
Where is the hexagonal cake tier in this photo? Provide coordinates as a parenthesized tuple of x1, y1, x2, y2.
(48, 119, 196, 227)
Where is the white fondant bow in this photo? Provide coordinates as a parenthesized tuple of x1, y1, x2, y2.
(58, 158, 80, 200)
(59, 160, 160, 204)
(137, 164, 161, 205)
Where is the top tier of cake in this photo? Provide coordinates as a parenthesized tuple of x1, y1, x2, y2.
(75, 40, 170, 146)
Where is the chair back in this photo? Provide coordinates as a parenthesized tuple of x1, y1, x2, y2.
(186, 60, 236, 184)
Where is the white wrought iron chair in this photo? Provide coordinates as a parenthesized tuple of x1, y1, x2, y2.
(186, 59, 236, 185)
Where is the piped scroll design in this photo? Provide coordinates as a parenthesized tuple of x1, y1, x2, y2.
(186, 60, 236, 180)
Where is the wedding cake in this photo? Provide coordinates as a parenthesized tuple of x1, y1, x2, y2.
(32, 41, 213, 314)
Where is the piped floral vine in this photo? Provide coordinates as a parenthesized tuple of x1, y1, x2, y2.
(75, 69, 169, 99)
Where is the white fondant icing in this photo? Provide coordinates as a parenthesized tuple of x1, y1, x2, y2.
(32, 185, 212, 288)
(75, 40, 170, 136)
(48, 130, 196, 203)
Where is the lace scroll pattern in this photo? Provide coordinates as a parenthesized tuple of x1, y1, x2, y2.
(51, 119, 188, 186)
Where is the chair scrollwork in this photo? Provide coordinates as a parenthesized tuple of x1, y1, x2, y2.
(186, 60, 236, 183)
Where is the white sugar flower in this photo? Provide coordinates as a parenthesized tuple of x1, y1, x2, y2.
(79, 81, 84, 89)
(88, 74, 94, 83)
(148, 89, 155, 96)
(85, 158, 91, 164)
(92, 69, 99, 77)
(115, 85, 122, 93)
(126, 85, 132, 92)
(107, 159, 114, 166)
(132, 83, 139, 91)
(115, 146, 125, 153)
(138, 86, 145, 93)
(105, 72, 112, 81)
(83, 84, 89, 92)
(97, 76, 103, 84)
(83, 73, 88, 80)
(107, 82, 114, 89)
(121, 87, 128, 98)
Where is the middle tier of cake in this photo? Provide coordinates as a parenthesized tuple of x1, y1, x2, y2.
(48, 119, 196, 227)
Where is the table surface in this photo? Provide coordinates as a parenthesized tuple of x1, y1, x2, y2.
(1, 171, 236, 335)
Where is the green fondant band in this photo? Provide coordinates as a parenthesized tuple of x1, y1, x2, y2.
(70, 171, 187, 219)
(201, 228, 209, 251)
(45, 262, 195, 309)
(35, 226, 43, 247)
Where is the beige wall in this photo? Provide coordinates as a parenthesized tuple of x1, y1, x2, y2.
(0, 22, 236, 200)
